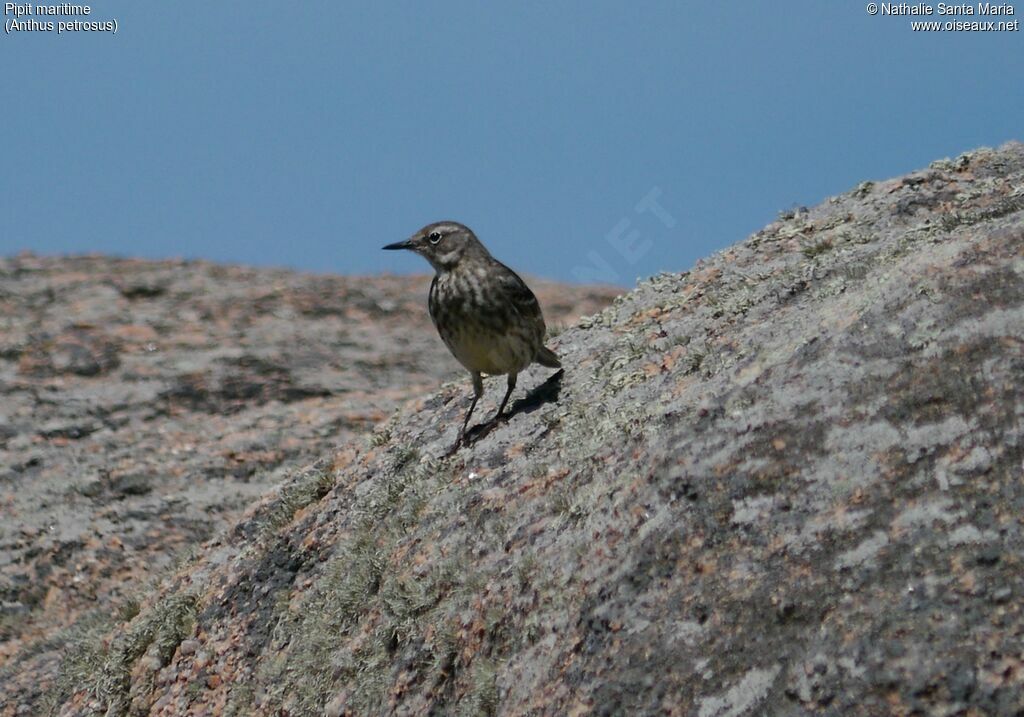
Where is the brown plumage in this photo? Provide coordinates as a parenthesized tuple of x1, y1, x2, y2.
(383, 221, 561, 438)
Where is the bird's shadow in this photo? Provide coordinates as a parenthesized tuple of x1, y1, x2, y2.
(507, 368, 565, 418)
(452, 369, 565, 452)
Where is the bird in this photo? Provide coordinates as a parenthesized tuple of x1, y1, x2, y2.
(383, 221, 561, 441)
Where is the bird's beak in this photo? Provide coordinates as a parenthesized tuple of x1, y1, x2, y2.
(382, 239, 414, 251)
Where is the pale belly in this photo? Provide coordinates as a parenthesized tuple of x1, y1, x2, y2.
(439, 322, 536, 376)
(429, 266, 543, 376)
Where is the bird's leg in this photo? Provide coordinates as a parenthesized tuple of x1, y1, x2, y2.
(460, 372, 484, 438)
(492, 373, 517, 422)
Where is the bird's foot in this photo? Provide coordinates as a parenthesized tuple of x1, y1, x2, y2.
(445, 412, 511, 455)
(443, 436, 464, 458)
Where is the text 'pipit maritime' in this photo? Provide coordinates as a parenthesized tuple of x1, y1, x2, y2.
(383, 221, 561, 443)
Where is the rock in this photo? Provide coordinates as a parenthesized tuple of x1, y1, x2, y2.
(108, 472, 155, 497)
(8, 142, 1024, 716)
(0, 424, 17, 446)
(0, 251, 616, 714)
(18, 327, 121, 377)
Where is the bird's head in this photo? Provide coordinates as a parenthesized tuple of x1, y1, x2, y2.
(382, 221, 489, 272)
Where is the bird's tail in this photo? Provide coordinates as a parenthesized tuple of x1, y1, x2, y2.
(535, 345, 561, 368)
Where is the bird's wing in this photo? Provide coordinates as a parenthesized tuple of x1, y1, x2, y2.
(427, 274, 440, 324)
(495, 262, 545, 326)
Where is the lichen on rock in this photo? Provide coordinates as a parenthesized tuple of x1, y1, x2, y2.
(5, 142, 1024, 716)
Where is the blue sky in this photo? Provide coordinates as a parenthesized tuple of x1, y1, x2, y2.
(3, 2, 1020, 285)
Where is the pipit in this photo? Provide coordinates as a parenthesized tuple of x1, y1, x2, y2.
(383, 221, 561, 440)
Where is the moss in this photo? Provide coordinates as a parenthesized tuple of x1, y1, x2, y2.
(460, 569, 488, 596)
(431, 615, 461, 677)
(53, 592, 200, 717)
(548, 483, 573, 518)
(257, 460, 335, 541)
(390, 445, 420, 471)
(929, 153, 973, 172)
(149, 596, 197, 664)
(514, 552, 539, 590)
(41, 610, 119, 716)
(377, 571, 439, 650)
(607, 367, 648, 393)
(357, 448, 435, 528)
(776, 220, 815, 241)
(34, 541, 204, 714)
(546, 322, 567, 339)
(939, 194, 1024, 231)
(459, 659, 499, 717)
(185, 678, 206, 702)
(344, 644, 393, 714)
(538, 409, 563, 434)
(684, 348, 706, 376)
(370, 426, 392, 447)
(257, 526, 387, 711)
(223, 684, 256, 717)
(265, 549, 466, 714)
(326, 530, 389, 626)
(252, 446, 459, 714)
(0, 612, 21, 643)
(116, 597, 142, 623)
(802, 238, 835, 258)
(851, 180, 875, 198)
(368, 408, 405, 448)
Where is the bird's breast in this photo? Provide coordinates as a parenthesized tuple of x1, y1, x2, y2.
(429, 270, 539, 375)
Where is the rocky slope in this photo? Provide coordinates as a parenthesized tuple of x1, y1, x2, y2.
(8, 141, 1024, 716)
(0, 258, 619, 715)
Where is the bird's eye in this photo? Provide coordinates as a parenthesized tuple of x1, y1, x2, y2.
(427, 231, 443, 245)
